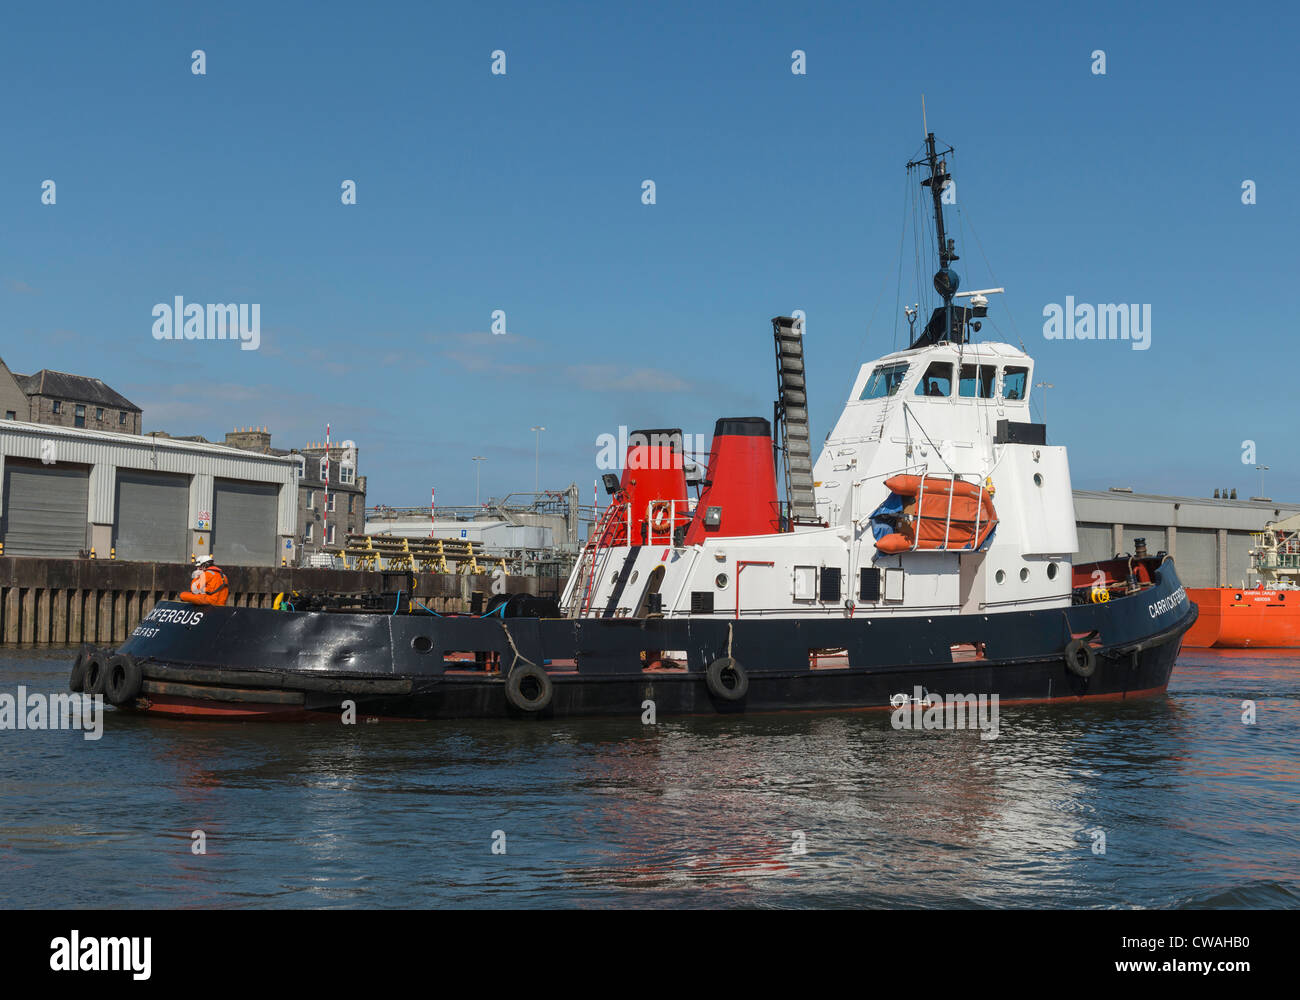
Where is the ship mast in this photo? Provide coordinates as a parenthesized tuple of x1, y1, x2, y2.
(905, 132, 987, 349)
(907, 133, 959, 345)
(922, 132, 957, 274)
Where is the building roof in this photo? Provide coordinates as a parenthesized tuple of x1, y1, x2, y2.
(13, 369, 141, 411)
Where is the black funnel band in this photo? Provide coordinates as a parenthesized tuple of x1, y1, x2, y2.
(713, 417, 771, 437)
(628, 428, 683, 452)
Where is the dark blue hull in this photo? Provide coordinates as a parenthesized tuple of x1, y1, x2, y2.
(94, 557, 1196, 720)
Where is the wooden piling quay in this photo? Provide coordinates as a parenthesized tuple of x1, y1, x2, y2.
(0, 556, 549, 645)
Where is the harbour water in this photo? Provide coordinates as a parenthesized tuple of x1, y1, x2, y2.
(1, 645, 1296, 909)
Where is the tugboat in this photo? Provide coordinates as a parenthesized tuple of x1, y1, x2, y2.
(71, 130, 1197, 720)
(1184, 513, 1300, 647)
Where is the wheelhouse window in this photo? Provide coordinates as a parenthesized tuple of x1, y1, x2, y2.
(1002, 365, 1029, 400)
(860, 362, 910, 400)
(914, 361, 953, 397)
(959, 364, 997, 398)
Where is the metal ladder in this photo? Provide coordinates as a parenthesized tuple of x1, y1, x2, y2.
(772, 316, 818, 524)
(567, 501, 624, 617)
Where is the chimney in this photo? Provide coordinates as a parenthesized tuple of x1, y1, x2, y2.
(685, 417, 781, 544)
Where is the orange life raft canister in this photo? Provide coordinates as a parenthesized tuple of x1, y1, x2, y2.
(875, 475, 997, 553)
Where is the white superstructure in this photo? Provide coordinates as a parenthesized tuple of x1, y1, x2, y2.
(562, 338, 1078, 620)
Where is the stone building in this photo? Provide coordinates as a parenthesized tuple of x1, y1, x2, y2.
(0, 358, 142, 434)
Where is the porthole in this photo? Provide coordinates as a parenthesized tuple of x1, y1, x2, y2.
(1020, 568, 1029, 582)
(715, 573, 729, 589)
(629, 570, 639, 585)
(1047, 562, 1058, 580)
(995, 570, 1006, 584)
(1033, 473, 1043, 487)
(411, 636, 433, 654)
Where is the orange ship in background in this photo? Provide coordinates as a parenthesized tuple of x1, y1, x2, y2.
(1184, 511, 1300, 647)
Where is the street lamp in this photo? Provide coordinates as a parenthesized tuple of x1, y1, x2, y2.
(531, 426, 546, 493)
(1034, 381, 1054, 423)
(472, 456, 486, 505)
(1256, 464, 1270, 498)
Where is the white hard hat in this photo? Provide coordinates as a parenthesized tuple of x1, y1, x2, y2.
(196, 554, 215, 566)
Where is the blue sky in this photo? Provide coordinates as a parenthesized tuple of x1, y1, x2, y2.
(2, 0, 1296, 506)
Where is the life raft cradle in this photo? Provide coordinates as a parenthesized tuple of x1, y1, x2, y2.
(874, 473, 998, 554)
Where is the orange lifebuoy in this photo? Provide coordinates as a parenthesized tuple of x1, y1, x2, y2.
(650, 502, 672, 534)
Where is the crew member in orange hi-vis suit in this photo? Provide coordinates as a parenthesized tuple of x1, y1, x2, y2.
(179, 554, 230, 606)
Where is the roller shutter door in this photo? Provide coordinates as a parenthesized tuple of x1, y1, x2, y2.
(114, 470, 188, 563)
(212, 479, 278, 566)
(1225, 531, 1254, 588)
(1075, 523, 1113, 562)
(1, 460, 89, 557)
(1174, 528, 1217, 588)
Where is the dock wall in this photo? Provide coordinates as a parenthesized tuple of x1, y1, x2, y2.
(0, 556, 549, 645)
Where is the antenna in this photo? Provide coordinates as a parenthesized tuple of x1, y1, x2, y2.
(921, 94, 927, 137)
(905, 131, 990, 349)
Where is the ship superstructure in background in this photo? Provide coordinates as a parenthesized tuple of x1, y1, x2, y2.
(86, 129, 1198, 720)
(1184, 512, 1300, 647)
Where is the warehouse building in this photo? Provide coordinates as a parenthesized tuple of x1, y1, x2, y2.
(220, 428, 368, 562)
(0, 420, 296, 566)
(1074, 489, 1300, 588)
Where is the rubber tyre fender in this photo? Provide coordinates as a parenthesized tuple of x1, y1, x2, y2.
(705, 657, 749, 701)
(82, 651, 111, 696)
(1064, 638, 1097, 679)
(505, 663, 553, 713)
(69, 644, 95, 693)
(104, 653, 143, 705)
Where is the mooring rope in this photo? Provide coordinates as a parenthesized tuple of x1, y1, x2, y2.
(498, 620, 540, 673)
